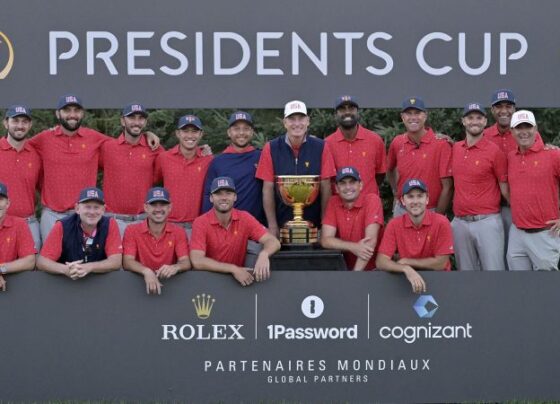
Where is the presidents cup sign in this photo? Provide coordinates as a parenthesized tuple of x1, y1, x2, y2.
(2, 0, 557, 108)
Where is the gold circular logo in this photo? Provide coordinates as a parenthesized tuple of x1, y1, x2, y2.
(0, 31, 15, 80)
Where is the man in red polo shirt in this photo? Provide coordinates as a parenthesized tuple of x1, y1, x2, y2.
(507, 110, 560, 271)
(451, 103, 509, 271)
(101, 103, 164, 237)
(190, 177, 280, 286)
(155, 114, 213, 238)
(37, 187, 122, 279)
(29, 94, 160, 242)
(1, 105, 42, 249)
(376, 179, 454, 293)
(123, 187, 191, 295)
(321, 166, 383, 271)
(325, 96, 386, 196)
(0, 182, 36, 291)
(387, 97, 453, 216)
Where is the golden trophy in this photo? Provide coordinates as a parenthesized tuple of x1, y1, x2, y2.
(276, 175, 320, 245)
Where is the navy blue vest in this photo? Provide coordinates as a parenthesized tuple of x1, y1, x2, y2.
(59, 214, 110, 264)
(270, 134, 324, 227)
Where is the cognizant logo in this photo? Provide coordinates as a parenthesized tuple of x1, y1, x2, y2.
(378, 295, 473, 344)
(0, 31, 15, 79)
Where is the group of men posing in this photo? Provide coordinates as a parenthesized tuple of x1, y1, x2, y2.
(1, 89, 559, 294)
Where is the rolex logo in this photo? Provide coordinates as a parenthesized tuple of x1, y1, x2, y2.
(192, 293, 215, 319)
(0, 31, 15, 79)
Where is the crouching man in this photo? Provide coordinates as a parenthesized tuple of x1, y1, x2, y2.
(190, 177, 280, 286)
(123, 187, 191, 295)
(376, 179, 454, 293)
(37, 187, 122, 279)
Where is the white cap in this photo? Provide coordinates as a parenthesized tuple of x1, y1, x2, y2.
(284, 100, 307, 117)
(511, 110, 536, 128)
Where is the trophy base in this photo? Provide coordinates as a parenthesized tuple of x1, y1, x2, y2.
(280, 221, 318, 245)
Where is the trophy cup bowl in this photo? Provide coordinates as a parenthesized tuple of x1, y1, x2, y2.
(276, 175, 320, 245)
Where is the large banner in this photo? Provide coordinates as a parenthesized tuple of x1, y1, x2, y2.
(1, 271, 559, 402)
(1, 0, 560, 108)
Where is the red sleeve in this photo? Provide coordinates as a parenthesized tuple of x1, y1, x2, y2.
(493, 147, 508, 183)
(438, 141, 453, 178)
(387, 137, 398, 171)
(255, 143, 275, 182)
(245, 213, 268, 242)
(320, 143, 337, 180)
(190, 217, 207, 252)
(364, 194, 384, 226)
(122, 226, 138, 257)
(375, 136, 387, 174)
(154, 154, 164, 184)
(377, 219, 398, 258)
(321, 197, 338, 227)
(28, 130, 46, 152)
(16, 220, 37, 257)
(104, 219, 123, 256)
(40, 221, 63, 260)
(174, 227, 190, 257)
(433, 215, 454, 256)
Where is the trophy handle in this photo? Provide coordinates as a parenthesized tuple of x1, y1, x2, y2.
(279, 185, 295, 204)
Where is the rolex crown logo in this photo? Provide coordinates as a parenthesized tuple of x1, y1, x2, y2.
(192, 293, 215, 319)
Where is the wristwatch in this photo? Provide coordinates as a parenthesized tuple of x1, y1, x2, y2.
(0, 265, 7, 275)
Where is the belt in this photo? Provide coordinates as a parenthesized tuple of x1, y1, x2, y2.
(107, 213, 147, 222)
(44, 207, 75, 215)
(170, 221, 193, 229)
(457, 214, 493, 222)
(519, 227, 550, 234)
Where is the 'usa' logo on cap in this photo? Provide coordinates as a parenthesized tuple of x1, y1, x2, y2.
(153, 190, 164, 197)
(235, 113, 247, 120)
(15, 106, 27, 114)
(87, 190, 99, 198)
(496, 91, 510, 100)
(341, 167, 353, 174)
(66, 96, 78, 103)
(217, 179, 230, 187)
(131, 104, 142, 111)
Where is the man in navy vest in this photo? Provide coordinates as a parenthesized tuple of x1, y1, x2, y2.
(256, 100, 336, 238)
(37, 187, 122, 280)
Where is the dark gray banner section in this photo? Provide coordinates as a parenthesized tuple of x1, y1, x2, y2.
(1, 271, 559, 402)
(1, 0, 559, 108)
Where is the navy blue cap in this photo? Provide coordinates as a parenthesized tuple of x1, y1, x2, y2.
(402, 179, 428, 195)
(177, 115, 202, 130)
(228, 111, 254, 127)
(335, 166, 361, 182)
(335, 95, 359, 110)
(145, 187, 171, 204)
(463, 102, 487, 117)
(401, 97, 426, 112)
(0, 182, 8, 198)
(122, 103, 148, 117)
(78, 187, 104, 204)
(57, 94, 83, 110)
(5, 105, 32, 119)
(211, 176, 236, 194)
(491, 89, 516, 106)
